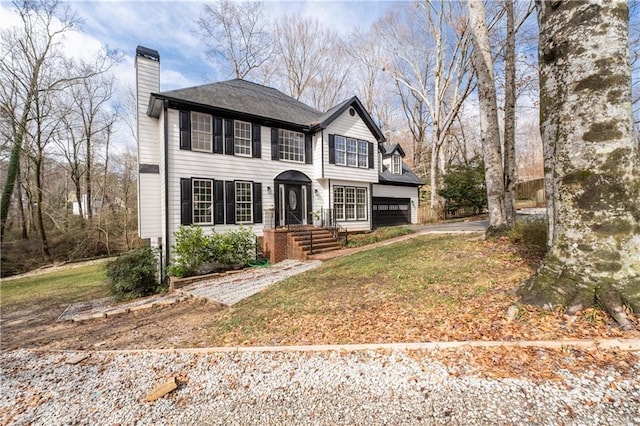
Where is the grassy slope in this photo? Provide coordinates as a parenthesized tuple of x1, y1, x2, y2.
(0, 263, 111, 314)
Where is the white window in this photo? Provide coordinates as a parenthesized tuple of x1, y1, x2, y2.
(392, 154, 402, 174)
(235, 181, 253, 223)
(335, 136, 346, 165)
(191, 112, 212, 152)
(333, 186, 367, 221)
(234, 120, 252, 156)
(279, 129, 305, 162)
(356, 187, 367, 220)
(192, 179, 213, 224)
(333, 135, 369, 168)
(346, 138, 357, 167)
(357, 141, 368, 168)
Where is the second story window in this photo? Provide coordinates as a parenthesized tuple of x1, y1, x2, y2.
(279, 129, 305, 162)
(191, 112, 212, 152)
(234, 120, 252, 156)
(392, 154, 402, 174)
(332, 135, 370, 169)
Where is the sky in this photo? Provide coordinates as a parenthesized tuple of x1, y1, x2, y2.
(0, 1, 396, 93)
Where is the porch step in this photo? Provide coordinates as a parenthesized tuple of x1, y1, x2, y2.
(288, 226, 343, 257)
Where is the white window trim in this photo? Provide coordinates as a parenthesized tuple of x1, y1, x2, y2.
(235, 181, 253, 224)
(333, 134, 369, 169)
(192, 178, 213, 225)
(191, 112, 213, 153)
(279, 129, 305, 163)
(392, 155, 403, 175)
(234, 120, 252, 157)
(333, 185, 368, 222)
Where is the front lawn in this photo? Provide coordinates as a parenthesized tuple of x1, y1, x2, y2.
(210, 234, 633, 346)
(346, 226, 415, 248)
(0, 262, 112, 314)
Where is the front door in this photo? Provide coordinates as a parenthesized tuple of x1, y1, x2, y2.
(285, 184, 303, 225)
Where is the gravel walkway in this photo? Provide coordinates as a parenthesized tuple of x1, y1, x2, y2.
(1, 348, 639, 425)
(178, 260, 322, 306)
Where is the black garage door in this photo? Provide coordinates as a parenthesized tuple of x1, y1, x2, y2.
(372, 197, 411, 228)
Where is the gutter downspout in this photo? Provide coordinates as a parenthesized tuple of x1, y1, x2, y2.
(321, 129, 325, 179)
(163, 99, 170, 270)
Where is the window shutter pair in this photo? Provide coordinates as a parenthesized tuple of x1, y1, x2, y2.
(180, 178, 225, 225)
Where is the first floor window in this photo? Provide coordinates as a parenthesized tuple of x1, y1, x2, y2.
(279, 129, 305, 162)
(235, 181, 253, 223)
(191, 112, 212, 152)
(193, 179, 213, 224)
(333, 186, 367, 221)
(234, 120, 252, 156)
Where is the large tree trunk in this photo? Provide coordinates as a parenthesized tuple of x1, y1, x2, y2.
(503, 0, 517, 228)
(518, 0, 640, 329)
(468, 0, 508, 233)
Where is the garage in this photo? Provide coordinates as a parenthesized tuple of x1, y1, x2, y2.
(372, 197, 411, 228)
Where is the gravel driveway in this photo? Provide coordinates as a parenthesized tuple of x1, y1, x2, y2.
(2, 348, 639, 425)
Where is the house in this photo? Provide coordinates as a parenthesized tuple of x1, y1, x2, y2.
(135, 46, 422, 265)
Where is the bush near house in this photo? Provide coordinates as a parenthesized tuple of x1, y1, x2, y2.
(107, 247, 161, 301)
(168, 226, 256, 278)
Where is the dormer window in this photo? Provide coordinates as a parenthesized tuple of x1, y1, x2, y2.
(391, 154, 402, 174)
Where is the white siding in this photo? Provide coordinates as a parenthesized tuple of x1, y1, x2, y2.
(136, 54, 162, 239)
(323, 110, 379, 182)
(372, 184, 420, 224)
(165, 109, 319, 248)
(139, 174, 162, 237)
(136, 56, 160, 165)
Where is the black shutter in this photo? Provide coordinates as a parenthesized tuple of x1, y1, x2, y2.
(368, 142, 375, 169)
(253, 182, 262, 223)
(214, 180, 225, 224)
(180, 178, 192, 225)
(213, 117, 223, 154)
(252, 123, 261, 158)
(179, 111, 191, 150)
(328, 134, 335, 164)
(224, 119, 234, 155)
(225, 181, 236, 224)
(305, 133, 313, 164)
(271, 128, 279, 160)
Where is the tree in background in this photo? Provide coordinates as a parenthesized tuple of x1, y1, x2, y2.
(197, 0, 273, 80)
(438, 156, 486, 216)
(518, 0, 640, 329)
(468, 0, 507, 233)
(0, 0, 78, 240)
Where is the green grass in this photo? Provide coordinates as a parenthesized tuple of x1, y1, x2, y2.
(0, 262, 112, 314)
(346, 226, 415, 248)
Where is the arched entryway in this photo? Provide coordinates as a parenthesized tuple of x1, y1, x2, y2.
(274, 170, 312, 227)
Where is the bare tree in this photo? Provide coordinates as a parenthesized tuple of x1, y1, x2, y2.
(468, 0, 507, 233)
(197, 0, 273, 80)
(519, 0, 640, 329)
(0, 0, 79, 239)
(377, 1, 475, 209)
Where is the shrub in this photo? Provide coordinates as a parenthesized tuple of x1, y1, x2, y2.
(168, 226, 256, 277)
(168, 225, 210, 278)
(438, 156, 487, 215)
(107, 247, 159, 301)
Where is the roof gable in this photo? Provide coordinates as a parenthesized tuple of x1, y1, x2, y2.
(315, 96, 386, 143)
(382, 143, 406, 158)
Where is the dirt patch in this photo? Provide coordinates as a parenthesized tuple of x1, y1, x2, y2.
(1, 298, 225, 351)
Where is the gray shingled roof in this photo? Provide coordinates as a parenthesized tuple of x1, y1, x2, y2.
(379, 163, 424, 186)
(381, 143, 405, 157)
(155, 79, 322, 127)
